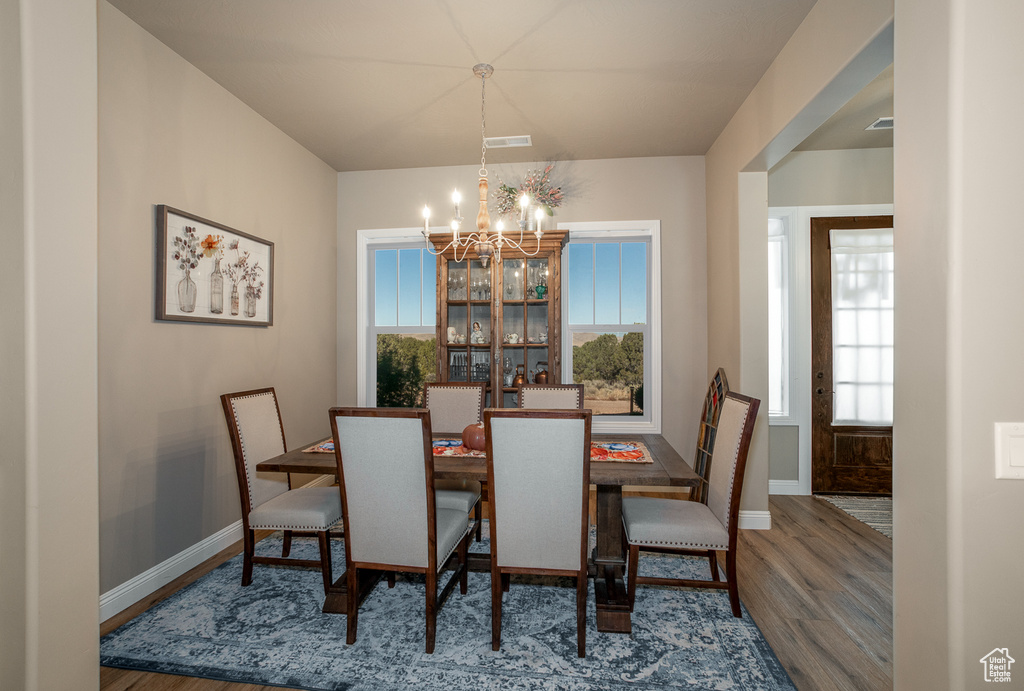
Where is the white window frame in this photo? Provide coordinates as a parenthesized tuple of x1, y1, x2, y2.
(356, 227, 436, 406)
(767, 209, 796, 422)
(558, 220, 662, 434)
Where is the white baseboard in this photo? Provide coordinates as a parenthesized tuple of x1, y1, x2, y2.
(99, 474, 335, 622)
(769, 479, 802, 495)
(738, 510, 772, 530)
(99, 518, 243, 622)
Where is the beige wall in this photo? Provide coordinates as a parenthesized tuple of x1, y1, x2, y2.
(896, 1, 1024, 687)
(768, 148, 894, 207)
(1, 0, 99, 687)
(705, 0, 893, 516)
(98, 3, 338, 592)
(337, 156, 707, 458)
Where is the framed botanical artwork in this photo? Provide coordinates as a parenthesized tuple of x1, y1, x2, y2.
(156, 205, 274, 326)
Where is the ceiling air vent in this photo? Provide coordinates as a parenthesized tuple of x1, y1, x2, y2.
(484, 135, 532, 149)
(865, 117, 894, 131)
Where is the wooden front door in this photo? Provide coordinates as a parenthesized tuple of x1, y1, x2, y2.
(811, 216, 894, 494)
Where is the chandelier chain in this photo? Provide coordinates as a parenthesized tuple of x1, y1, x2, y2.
(421, 63, 543, 268)
(479, 70, 487, 176)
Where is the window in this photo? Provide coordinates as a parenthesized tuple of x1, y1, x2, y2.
(562, 221, 660, 431)
(368, 244, 436, 407)
(767, 216, 790, 416)
(830, 227, 894, 424)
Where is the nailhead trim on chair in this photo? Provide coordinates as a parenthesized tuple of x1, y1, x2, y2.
(230, 391, 284, 507)
(716, 404, 749, 534)
(437, 524, 472, 573)
(248, 518, 343, 532)
(629, 538, 730, 550)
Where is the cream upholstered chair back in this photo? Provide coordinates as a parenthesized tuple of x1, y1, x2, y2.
(332, 409, 433, 568)
(518, 383, 585, 410)
(706, 393, 757, 533)
(222, 388, 289, 512)
(424, 382, 486, 434)
(485, 409, 591, 571)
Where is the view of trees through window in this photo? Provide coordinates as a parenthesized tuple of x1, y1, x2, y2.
(572, 332, 644, 415)
(375, 334, 436, 407)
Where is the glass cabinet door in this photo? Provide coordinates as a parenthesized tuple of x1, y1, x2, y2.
(434, 230, 565, 407)
(445, 259, 492, 383)
(499, 256, 552, 405)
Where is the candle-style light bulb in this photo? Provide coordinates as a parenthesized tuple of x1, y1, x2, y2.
(451, 189, 461, 205)
(422, 205, 431, 236)
(534, 207, 544, 231)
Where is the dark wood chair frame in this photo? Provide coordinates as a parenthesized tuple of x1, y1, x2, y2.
(423, 381, 486, 541)
(329, 407, 469, 654)
(484, 408, 593, 657)
(516, 382, 586, 409)
(690, 368, 729, 504)
(220, 387, 340, 594)
(627, 391, 759, 618)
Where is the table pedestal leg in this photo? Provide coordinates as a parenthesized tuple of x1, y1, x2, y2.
(321, 569, 384, 614)
(593, 485, 632, 633)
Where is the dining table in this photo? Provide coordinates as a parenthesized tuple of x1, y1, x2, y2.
(255, 431, 699, 634)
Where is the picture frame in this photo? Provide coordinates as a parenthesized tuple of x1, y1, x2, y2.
(156, 205, 274, 326)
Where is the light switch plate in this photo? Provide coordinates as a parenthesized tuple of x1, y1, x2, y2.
(994, 423, 1024, 479)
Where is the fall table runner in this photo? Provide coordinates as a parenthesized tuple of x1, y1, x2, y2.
(304, 438, 652, 463)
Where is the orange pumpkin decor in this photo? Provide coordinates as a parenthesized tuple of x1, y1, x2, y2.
(461, 422, 486, 451)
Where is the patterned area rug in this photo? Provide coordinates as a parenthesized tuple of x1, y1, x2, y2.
(101, 530, 794, 690)
(818, 495, 893, 538)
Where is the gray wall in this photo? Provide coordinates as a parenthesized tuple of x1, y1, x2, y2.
(768, 425, 799, 482)
(337, 156, 707, 460)
(769, 148, 894, 207)
(98, 3, 339, 593)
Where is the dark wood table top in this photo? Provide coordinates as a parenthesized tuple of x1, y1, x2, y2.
(256, 433, 698, 488)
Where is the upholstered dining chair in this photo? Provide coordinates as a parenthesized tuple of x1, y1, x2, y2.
(330, 407, 470, 654)
(517, 383, 585, 410)
(690, 368, 729, 504)
(484, 408, 592, 657)
(220, 387, 342, 594)
(424, 381, 486, 540)
(622, 391, 759, 618)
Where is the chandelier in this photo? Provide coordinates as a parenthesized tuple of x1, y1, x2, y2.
(421, 64, 544, 268)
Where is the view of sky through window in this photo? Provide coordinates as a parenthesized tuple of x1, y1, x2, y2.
(567, 242, 647, 325)
(375, 248, 436, 327)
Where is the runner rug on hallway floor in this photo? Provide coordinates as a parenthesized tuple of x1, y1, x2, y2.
(101, 530, 795, 691)
(818, 495, 893, 538)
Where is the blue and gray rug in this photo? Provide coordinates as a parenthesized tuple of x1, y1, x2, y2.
(101, 530, 794, 690)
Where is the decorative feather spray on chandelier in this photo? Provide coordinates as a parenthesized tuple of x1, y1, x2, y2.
(421, 64, 544, 267)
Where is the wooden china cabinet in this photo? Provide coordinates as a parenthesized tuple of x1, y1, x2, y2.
(431, 230, 568, 407)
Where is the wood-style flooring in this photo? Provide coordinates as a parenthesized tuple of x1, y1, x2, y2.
(738, 495, 893, 690)
(100, 495, 893, 691)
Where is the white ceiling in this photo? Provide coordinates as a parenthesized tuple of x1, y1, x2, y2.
(106, 0, 889, 173)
